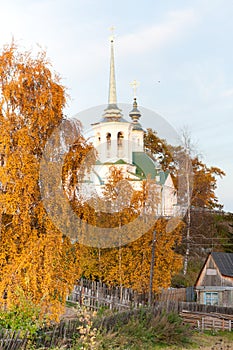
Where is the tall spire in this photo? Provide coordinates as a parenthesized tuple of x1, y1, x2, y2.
(108, 35, 117, 105)
(102, 27, 122, 121)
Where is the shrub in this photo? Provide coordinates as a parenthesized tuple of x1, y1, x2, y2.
(0, 288, 48, 336)
(91, 307, 192, 348)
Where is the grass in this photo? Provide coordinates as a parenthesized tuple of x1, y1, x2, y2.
(89, 330, 233, 349)
(2, 303, 233, 349)
(69, 307, 233, 350)
(72, 307, 193, 349)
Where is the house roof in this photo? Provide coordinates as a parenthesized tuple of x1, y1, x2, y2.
(211, 252, 233, 277)
(195, 252, 233, 287)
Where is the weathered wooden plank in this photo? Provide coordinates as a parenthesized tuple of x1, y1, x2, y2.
(180, 309, 233, 332)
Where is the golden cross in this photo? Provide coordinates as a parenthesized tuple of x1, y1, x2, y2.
(130, 80, 140, 97)
(109, 25, 115, 41)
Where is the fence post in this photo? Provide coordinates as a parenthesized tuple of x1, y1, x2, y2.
(201, 317, 204, 331)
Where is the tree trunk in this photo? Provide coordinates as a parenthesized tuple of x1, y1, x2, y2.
(149, 229, 156, 305)
(183, 141, 192, 276)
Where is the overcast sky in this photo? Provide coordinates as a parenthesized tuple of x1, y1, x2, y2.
(0, 0, 232, 212)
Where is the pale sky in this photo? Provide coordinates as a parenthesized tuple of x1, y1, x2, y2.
(0, 0, 232, 212)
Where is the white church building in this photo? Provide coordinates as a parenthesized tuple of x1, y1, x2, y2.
(81, 37, 177, 217)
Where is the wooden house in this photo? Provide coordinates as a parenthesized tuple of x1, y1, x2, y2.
(195, 252, 233, 306)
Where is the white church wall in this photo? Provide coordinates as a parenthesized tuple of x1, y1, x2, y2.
(131, 130, 144, 152)
(92, 121, 132, 164)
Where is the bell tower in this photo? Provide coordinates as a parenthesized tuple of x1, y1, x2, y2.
(91, 32, 132, 164)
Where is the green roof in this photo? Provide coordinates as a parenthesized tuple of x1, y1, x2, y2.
(103, 159, 127, 165)
(157, 170, 169, 185)
(132, 152, 156, 179)
(114, 159, 127, 164)
(127, 171, 144, 180)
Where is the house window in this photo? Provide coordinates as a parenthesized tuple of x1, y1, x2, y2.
(204, 292, 218, 305)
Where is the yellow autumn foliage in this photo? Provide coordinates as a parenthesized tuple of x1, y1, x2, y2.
(0, 43, 82, 320)
(75, 167, 183, 293)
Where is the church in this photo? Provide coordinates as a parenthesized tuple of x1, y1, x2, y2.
(82, 36, 177, 217)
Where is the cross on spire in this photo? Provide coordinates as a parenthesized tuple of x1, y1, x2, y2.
(130, 79, 140, 98)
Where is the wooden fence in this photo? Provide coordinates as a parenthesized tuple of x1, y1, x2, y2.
(1, 301, 233, 349)
(68, 279, 233, 332)
(2, 280, 233, 349)
(0, 319, 81, 350)
(178, 302, 233, 315)
(0, 329, 28, 350)
(180, 310, 233, 331)
(68, 278, 194, 311)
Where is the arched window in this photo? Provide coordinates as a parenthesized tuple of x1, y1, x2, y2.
(117, 131, 124, 148)
(106, 132, 111, 149)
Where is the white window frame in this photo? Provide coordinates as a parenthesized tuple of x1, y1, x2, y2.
(204, 292, 219, 305)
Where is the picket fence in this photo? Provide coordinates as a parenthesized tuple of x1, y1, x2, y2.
(0, 319, 80, 350)
(67, 279, 233, 333)
(68, 278, 194, 311)
(2, 280, 233, 349)
(2, 301, 233, 349)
